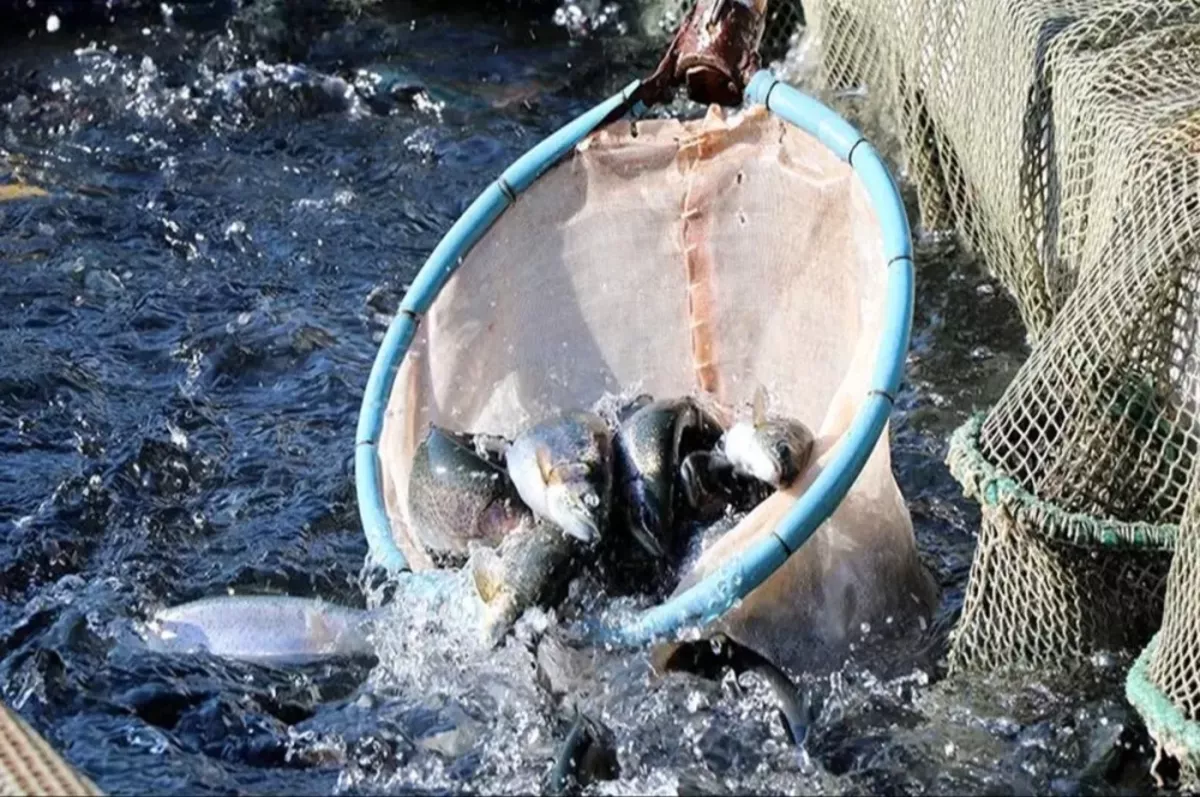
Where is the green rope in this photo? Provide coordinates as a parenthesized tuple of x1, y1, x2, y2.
(1126, 634, 1200, 766)
(946, 414, 1177, 551)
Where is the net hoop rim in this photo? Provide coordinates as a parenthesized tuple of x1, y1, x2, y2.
(354, 70, 915, 648)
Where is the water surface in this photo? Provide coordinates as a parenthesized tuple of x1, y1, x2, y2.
(0, 3, 1159, 794)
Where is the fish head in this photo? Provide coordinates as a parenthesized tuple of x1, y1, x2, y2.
(142, 615, 212, 656)
(720, 420, 780, 485)
(756, 418, 814, 487)
(529, 442, 609, 545)
(545, 480, 603, 544)
(543, 462, 606, 544)
(721, 416, 814, 488)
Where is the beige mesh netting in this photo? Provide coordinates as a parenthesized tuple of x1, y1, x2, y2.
(644, 0, 1200, 765)
(795, 0, 1200, 337)
(376, 106, 935, 669)
(0, 702, 102, 796)
(1130, 461, 1200, 777)
(942, 10, 1199, 674)
(945, 51, 1200, 671)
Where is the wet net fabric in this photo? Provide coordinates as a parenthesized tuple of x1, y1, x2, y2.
(377, 106, 933, 668)
(676, 0, 1200, 766)
(1128, 464, 1200, 777)
(0, 702, 102, 796)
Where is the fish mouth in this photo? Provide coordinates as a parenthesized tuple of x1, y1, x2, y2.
(558, 511, 600, 544)
(546, 480, 606, 544)
(548, 489, 601, 544)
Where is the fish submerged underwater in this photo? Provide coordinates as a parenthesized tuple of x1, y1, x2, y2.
(142, 594, 378, 666)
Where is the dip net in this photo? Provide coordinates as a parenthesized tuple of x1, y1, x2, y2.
(375, 105, 933, 669)
(653, 0, 1200, 774)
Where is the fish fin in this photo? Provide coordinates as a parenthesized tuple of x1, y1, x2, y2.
(550, 462, 591, 483)
(470, 546, 504, 605)
(535, 444, 559, 485)
(751, 384, 768, 427)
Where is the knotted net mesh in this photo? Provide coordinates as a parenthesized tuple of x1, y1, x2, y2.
(376, 106, 935, 669)
(0, 702, 102, 797)
(1132, 462, 1200, 776)
(654, 0, 1200, 765)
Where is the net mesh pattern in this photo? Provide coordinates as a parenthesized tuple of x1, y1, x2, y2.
(640, 0, 1200, 763)
(965, 28, 1200, 677)
(1151, 536, 1200, 718)
(947, 417, 1174, 672)
(1, 702, 102, 796)
(1132, 463, 1200, 775)
(953, 527, 1171, 672)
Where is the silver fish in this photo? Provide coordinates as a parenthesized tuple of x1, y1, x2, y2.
(142, 595, 377, 666)
(719, 388, 814, 489)
(469, 515, 581, 647)
(408, 425, 528, 564)
(506, 410, 614, 545)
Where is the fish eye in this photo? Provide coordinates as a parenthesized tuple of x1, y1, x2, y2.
(774, 441, 792, 461)
(582, 492, 600, 509)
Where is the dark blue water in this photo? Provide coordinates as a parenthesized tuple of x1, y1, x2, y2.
(0, 3, 1161, 794)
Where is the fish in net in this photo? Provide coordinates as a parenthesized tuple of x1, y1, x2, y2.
(375, 102, 938, 671)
